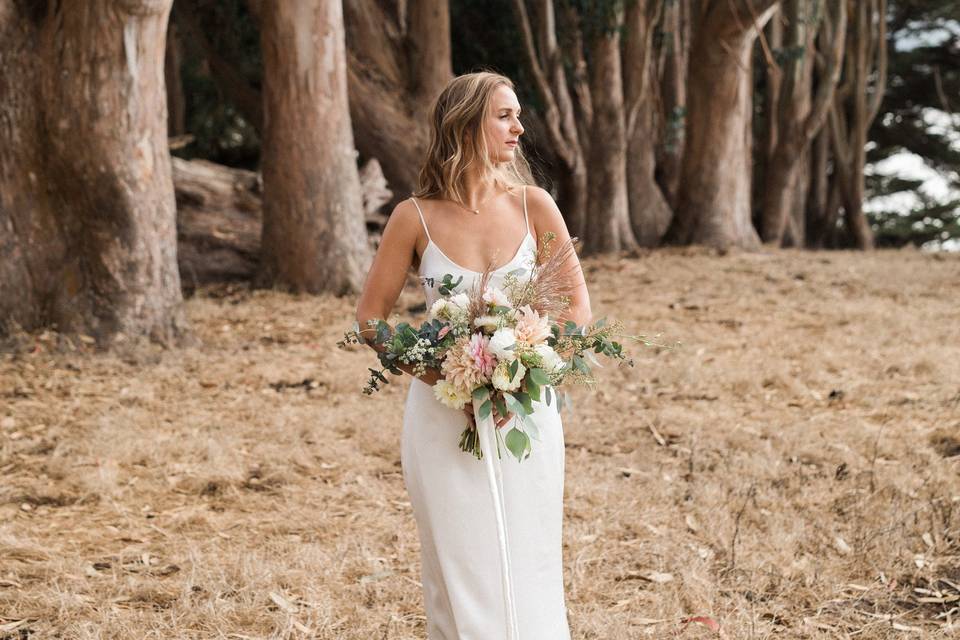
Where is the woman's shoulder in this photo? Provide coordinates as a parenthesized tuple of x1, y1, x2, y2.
(382, 197, 427, 241)
(523, 185, 561, 220)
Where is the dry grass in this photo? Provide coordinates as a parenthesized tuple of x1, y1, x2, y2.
(2, 247, 959, 639)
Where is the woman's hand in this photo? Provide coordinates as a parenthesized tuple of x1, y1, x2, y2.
(462, 400, 514, 431)
(417, 367, 443, 386)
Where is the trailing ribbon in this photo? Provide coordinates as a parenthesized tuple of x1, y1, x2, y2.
(474, 405, 520, 640)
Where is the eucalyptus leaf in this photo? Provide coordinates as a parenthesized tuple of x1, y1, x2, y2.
(503, 392, 526, 417)
(478, 399, 492, 419)
(529, 368, 550, 386)
(505, 427, 531, 462)
(472, 386, 490, 404)
(526, 377, 541, 402)
(522, 414, 542, 442)
(494, 395, 508, 421)
(512, 391, 534, 414)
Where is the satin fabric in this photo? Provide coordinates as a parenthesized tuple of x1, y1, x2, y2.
(400, 191, 571, 639)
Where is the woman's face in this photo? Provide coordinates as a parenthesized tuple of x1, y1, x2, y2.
(482, 85, 524, 164)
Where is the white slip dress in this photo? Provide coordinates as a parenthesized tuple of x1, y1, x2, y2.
(401, 187, 571, 640)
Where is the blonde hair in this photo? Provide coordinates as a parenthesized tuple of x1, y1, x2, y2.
(414, 71, 534, 204)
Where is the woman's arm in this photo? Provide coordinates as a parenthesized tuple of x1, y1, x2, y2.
(526, 186, 593, 328)
(355, 200, 442, 385)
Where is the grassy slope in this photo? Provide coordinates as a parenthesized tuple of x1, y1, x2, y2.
(2, 247, 959, 639)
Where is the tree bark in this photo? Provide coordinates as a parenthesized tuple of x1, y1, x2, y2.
(664, 0, 779, 249)
(1, 0, 188, 345)
(255, 0, 371, 294)
(623, 0, 672, 247)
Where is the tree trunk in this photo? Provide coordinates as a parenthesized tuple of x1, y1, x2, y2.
(344, 0, 451, 205)
(1, 0, 188, 346)
(583, 7, 636, 254)
(174, 157, 390, 292)
(407, 0, 452, 105)
(829, 0, 886, 250)
(784, 143, 810, 247)
(255, 1, 371, 294)
(664, 1, 779, 249)
(165, 20, 186, 136)
(511, 0, 589, 240)
(655, 0, 689, 208)
(805, 125, 831, 247)
(760, 0, 845, 245)
(623, 0, 672, 247)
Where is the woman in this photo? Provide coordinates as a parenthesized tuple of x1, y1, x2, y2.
(355, 71, 591, 639)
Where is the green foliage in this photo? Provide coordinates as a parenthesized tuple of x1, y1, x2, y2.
(505, 426, 532, 461)
(174, 0, 262, 168)
(866, 0, 960, 247)
(868, 195, 960, 247)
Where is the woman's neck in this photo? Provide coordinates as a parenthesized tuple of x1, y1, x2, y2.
(460, 172, 501, 210)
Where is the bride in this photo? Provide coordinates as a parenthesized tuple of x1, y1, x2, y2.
(355, 71, 591, 639)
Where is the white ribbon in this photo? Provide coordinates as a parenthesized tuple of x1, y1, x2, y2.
(474, 406, 520, 639)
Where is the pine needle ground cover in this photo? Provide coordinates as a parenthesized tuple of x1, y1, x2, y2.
(2, 248, 959, 639)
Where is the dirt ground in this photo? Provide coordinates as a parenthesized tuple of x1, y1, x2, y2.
(2, 247, 959, 639)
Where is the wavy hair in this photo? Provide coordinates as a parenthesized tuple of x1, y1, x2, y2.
(413, 71, 534, 204)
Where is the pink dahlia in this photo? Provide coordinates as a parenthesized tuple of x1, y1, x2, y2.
(441, 336, 488, 391)
(467, 332, 496, 378)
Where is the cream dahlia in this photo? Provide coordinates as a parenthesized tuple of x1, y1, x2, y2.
(514, 305, 551, 346)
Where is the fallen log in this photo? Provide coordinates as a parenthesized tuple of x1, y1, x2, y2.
(173, 157, 391, 292)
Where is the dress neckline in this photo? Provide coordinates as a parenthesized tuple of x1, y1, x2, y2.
(420, 232, 535, 276)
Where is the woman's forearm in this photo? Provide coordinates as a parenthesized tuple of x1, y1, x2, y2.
(557, 305, 592, 329)
(356, 315, 441, 385)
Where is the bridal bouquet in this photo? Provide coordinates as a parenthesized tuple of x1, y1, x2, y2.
(338, 233, 666, 462)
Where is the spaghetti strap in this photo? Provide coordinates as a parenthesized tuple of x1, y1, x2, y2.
(410, 196, 432, 243)
(522, 185, 530, 235)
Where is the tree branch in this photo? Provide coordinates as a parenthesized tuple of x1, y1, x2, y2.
(511, 0, 574, 167)
(803, 0, 846, 143)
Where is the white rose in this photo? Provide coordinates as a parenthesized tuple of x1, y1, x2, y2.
(534, 344, 564, 373)
(429, 298, 455, 321)
(433, 379, 471, 410)
(491, 361, 525, 392)
(449, 293, 471, 311)
(473, 315, 504, 332)
(489, 327, 517, 360)
(482, 286, 511, 308)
